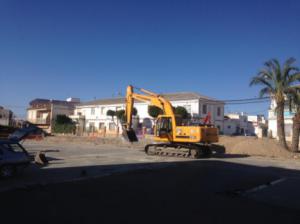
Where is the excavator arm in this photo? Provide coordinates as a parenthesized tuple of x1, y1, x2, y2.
(125, 85, 175, 129)
(123, 85, 175, 142)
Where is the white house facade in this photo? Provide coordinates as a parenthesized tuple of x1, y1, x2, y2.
(27, 98, 80, 133)
(71, 92, 225, 134)
(223, 113, 266, 137)
(268, 98, 295, 141)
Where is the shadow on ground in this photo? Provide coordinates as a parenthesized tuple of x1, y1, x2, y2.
(1, 157, 300, 224)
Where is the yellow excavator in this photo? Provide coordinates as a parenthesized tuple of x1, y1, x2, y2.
(123, 85, 221, 158)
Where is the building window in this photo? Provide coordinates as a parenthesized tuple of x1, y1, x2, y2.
(89, 122, 95, 132)
(100, 107, 105, 115)
(99, 122, 105, 129)
(91, 108, 95, 115)
(202, 104, 207, 114)
(109, 122, 116, 131)
(217, 107, 221, 116)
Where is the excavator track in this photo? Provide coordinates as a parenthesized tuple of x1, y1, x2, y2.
(145, 143, 212, 159)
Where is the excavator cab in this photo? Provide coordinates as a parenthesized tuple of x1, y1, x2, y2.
(154, 116, 173, 141)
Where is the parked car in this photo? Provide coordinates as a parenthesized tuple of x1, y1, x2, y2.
(0, 140, 30, 178)
(8, 125, 47, 141)
(0, 125, 18, 139)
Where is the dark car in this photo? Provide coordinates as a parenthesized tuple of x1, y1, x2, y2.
(0, 140, 30, 178)
(8, 125, 47, 141)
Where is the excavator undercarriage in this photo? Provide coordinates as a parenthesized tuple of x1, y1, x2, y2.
(145, 143, 212, 159)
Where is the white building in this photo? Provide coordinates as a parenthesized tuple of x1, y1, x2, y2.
(27, 98, 80, 133)
(0, 106, 12, 126)
(268, 98, 295, 141)
(72, 92, 225, 134)
(247, 114, 267, 137)
(223, 113, 266, 136)
(223, 113, 252, 135)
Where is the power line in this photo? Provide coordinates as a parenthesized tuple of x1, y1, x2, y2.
(225, 100, 270, 105)
(1, 105, 27, 108)
(223, 97, 269, 102)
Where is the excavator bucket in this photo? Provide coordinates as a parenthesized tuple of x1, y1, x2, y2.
(122, 128, 138, 142)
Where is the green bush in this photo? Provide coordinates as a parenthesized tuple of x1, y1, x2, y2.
(174, 106, 189, 119)
(115, 108, 138, 123)
(52, 114, 75, 133)
(106, 110, 116, 119)
(52, 123, 75, 134)
(116, 110, 125, 122)
(148, 106, 163, 118)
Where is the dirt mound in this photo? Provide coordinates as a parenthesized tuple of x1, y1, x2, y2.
(218, 136, 296, 159)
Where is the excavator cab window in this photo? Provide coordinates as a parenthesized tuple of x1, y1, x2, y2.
(156, 117, 172, 137)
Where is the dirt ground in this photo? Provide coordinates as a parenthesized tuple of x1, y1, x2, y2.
(40, 135, 298, 159)
(218, 136, 297, 159)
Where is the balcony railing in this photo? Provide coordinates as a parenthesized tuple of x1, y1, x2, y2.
(28, 118, 50, 125)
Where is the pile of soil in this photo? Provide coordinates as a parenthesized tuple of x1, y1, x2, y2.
(218, 136, 296, 159)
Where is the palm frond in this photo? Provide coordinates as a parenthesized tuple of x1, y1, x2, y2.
(257, 69, 274, 80)
(250, 76, 274, 91)
(283, 57, 298, 80)
(264, 60, 277, 77)
(271, 59, 282, 83)
(287, 72, 300, 85)
(259, 87, 271, 97)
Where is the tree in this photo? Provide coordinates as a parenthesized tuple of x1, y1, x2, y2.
(115, 108, 138, 123)
(174, 106, 189, 119)
(52, 114, 75, 133)
(148, 106, 163, 118)
(116, 109, 125, 122)
(55, 114, 73, 124)
(286, 88, 300, 152)
(250, 58, 300, 149)
(132, 107, 138, 116)
(106, 110, 116, 121)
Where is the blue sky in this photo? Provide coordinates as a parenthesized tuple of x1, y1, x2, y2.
(0, 0, 300, 118)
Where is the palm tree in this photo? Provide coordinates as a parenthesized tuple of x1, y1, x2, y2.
(250, 58, 300, 149)
(286, 88, 300, 152)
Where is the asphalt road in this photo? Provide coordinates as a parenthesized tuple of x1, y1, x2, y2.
(2, 141, 300, 223)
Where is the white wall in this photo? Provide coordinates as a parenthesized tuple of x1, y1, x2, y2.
(75, 98, 224, 133)
(268, 97, 296, 141)
(223, 113, 256, 135)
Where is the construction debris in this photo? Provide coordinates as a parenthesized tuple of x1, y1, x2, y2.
(34, 151, 48, 165)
